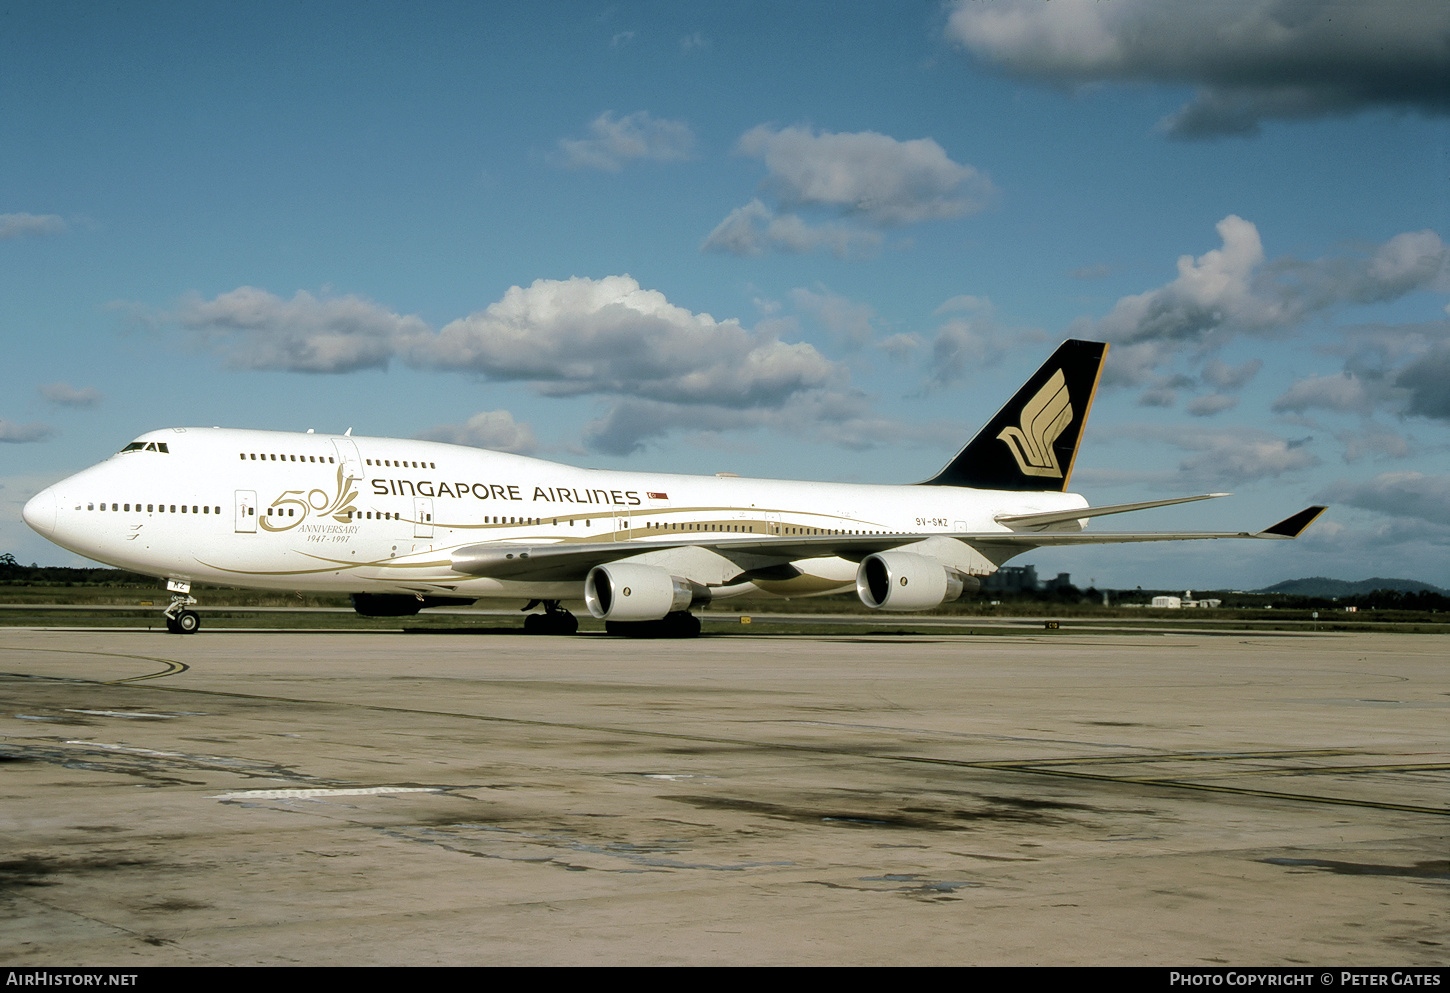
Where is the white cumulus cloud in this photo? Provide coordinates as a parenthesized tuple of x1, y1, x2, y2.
(404, 275, 842, 409)
(736, 124, 993, 226)
(927, 317, 1010, 389)
(176, 287, 426, 373)
(704, 125, 992, 257)
(39, 383, 102, 407)
(701, 199, 881, 258)
(1186, 394, 1239, 417)
(555, 111, 696, 172)
(1335, 424, 1410, 464)
(171, 276, 873, 455)
(0, 420, 56, 443)
(1080, 217, 1448, 386)
(1120, 424, 1319, 489)
(415, 410, 538, 454)
(1272, 372, 1379, 416)
(0, 213, 66, 239)
(790, 285, 878, 349)
(1319, 472, 1450, 526)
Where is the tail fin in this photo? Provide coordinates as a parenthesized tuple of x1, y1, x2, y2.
(920, 339, 1108, 491)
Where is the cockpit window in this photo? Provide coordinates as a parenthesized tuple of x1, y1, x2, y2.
(118, 441, 170, 454)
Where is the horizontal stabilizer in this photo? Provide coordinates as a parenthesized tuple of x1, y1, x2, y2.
(995, 493, 1230, 530)
(1255, 506, 1327, 538)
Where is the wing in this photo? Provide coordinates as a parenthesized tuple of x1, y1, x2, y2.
(449, 533, 913, 581)
(449, 505, 1327, 583)
(992, 492, 1230, 530)
(965, 505, 1326, 560)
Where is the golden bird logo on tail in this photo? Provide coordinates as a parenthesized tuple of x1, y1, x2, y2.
(997, 368, 1072, 478)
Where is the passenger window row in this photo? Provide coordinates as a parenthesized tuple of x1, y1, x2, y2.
(86, 502, 220, 514)
(326, 511, 430, 522)
(366, 458, 436, 468)
(240, 453, 335, 463)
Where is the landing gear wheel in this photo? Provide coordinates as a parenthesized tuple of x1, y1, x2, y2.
(163, 586, 200, 634)
(605, 611, 701, 639)
(522, 602, 579, 635)
(525, 612, 576, 635)
(667, 611, 701, 638)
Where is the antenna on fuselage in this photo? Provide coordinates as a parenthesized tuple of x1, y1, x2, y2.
(344, 427, 352, 436)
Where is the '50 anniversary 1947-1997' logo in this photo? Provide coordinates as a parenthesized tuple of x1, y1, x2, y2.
(260, 465, 359, 532)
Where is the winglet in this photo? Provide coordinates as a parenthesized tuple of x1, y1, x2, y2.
(1256, 506, 1327, 538)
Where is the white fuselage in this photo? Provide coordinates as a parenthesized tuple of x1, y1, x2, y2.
(23, 427, 1087, 601)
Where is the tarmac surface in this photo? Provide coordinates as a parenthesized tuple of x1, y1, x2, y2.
(0, 626, 1445, 966)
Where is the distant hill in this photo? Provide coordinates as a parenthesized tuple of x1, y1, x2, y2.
(1256, 577, 1449, 598)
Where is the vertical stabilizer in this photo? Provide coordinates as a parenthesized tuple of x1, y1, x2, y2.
(919, 339, 1108, 491)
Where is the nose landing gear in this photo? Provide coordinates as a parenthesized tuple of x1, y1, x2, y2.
(163, 579, 201, 634)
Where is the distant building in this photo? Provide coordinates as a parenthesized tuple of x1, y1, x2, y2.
(1152, 590, 1221, 609)
(983, 564, 1038, 593)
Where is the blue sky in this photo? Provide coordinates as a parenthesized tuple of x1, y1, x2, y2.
(4, 0, 1449, 590)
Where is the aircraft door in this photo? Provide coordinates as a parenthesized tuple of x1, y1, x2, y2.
(414, 497, 434, 538)
(235, 491, 257, 533)
(332, 437, 364, 481)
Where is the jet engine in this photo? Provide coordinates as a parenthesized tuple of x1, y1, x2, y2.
(855, 551, 979, 611)
(584, 563, 706, 621)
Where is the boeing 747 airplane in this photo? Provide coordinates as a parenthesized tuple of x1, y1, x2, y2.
(22, 340, 1324, 636)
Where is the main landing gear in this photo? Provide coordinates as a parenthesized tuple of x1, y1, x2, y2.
(604, 611, 702, 639)
(519, 602, 701, 637)
(521, 599, 579, 635)
(163, 579, 201, 634)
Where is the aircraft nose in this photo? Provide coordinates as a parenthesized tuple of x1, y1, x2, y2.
(22, 488, 57, 538)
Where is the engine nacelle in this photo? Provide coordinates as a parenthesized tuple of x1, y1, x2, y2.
(585, 563, 702, 621)
(856, 551, 978, 611)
